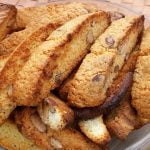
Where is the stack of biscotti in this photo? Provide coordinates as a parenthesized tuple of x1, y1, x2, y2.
(0, 1, 149, 150)
(0, 2, 104, 125)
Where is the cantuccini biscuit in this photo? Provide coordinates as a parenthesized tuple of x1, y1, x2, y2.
(38, 93, 74, 130)
(15, 108, 100, 150)
(79, 115, 111, 145)
(0, 2, 98, 56)
(12, 12, 110, 106)
(68, 16, 144, 107)
(0, 3, 100, 125)
(132, 28, 150, 124)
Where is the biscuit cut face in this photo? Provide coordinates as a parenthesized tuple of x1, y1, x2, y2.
(132, 28, 150, 124)
(68, 16, 144, 107)
(132, 56, 150, 124)
(0, 22, 58, 125)
(15, 108, 100, 150)
(79, 116, 111, 145)
(12, 12, 110, 106)
(0, 119, 40, 150)
(0, 2, 97, 56)
(0, 3, 16, 41)
(0, 3, 99, 125)
(38, 93, 74, 130)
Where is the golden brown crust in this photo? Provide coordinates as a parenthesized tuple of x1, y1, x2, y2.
(12, 12, 110, 106)
(0, 2, 97, 56)
(132, 56, 150, 124)
(0, 22, 58, 126)
(14, 2, 98, 29)
(104, 50, 141, 140)
(0, 119, 41, 150)
(0, 3, 17, 41)
(15, 108, 100, 150)
(132, 28, 150, 124)
(67, 16, 144, 108)
(0, 3, 100, 125)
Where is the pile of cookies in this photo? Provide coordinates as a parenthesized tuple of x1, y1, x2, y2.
(0, 2, 149, 150)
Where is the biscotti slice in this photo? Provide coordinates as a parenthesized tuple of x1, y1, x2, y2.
(0, 119, 41, 150)
(132, 28, 150, 124)
(0, 6, 100, 125)
(0, 22, 59, 125)
(0, 2, 97, 56)
(15, 108, 100, 150)
(73, 48, 139, 120)
(12, 12, 110, 106)
(132, 56, 150, 124)
(37, 93, 74, 130)
(0, 3, 16, 41)
(14, 2, 98, 29)
(68, 16, 144, 107)
(105, 93, 140, 140)
(79, 115, 111, 145)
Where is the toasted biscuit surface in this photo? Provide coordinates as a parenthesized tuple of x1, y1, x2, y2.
(0, 2, 97, 56)
(12, 12, 110, 106)
(0, 119, 41, 150)
(0, 22, 58, 125)
(38, 93, 74, 130)
(0, 2, 99, 125)
(68, 16, 144, 107)
(132, 28, 150, 124)
(132, 56, 150, 124)
(15, 108, 100, 150)
(14, 2, 98, 29)
(0, 3, 17, 41)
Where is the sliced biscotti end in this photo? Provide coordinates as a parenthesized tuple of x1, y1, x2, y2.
(0, 3, 17, 41)
(79, 115, 111, 145)
(15, 108, 100, 150)
(68, 52, 116, 108)
(131, 56, 150, 124)
(0, 119, 41, 150)
(37, 93, 74, 130)
(12, 11, 110, 106)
